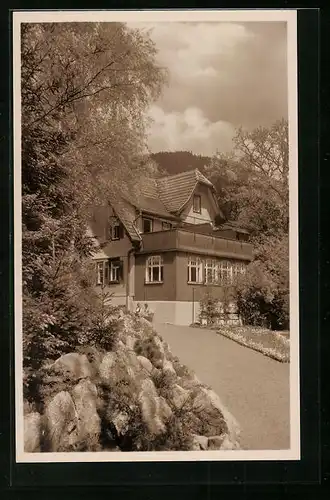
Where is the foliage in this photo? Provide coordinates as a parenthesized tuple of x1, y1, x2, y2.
(199, 289, 221, 326)
(236, 234, 289, 330)
(151, 369, 177, 399)
(204, 120, 289, 329)
(98, 379, 193, 452)
(21, 22, 166, 378)
(205, 119, 288, 237)
(134, 335, 163, 368)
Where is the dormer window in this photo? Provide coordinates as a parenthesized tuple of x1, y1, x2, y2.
(142, 217, 153, 233)
(193, 194, 201, 214)
(110, 222, 123, 240)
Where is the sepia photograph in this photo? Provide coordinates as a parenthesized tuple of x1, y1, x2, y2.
(13, 9, 299, 462)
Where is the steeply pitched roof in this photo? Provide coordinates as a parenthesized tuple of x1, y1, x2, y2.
(156, 168, 215, 213)
(123, 168, 216, 219)
(111, 198, 141, 242)
(89, 199, 141, 244)
(105, 169, 219, 241)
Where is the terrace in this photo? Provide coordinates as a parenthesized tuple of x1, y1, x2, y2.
(139, 227, 253, 261)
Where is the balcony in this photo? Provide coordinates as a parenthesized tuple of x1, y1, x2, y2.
(140, 228, 253, 261)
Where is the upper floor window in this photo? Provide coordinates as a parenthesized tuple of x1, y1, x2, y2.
(145, 255, 163, 283)
(162, 221, 172, 230)
(187, 256, 203, 283)
(110, 222, 123, 240)
(193, 194, 201, 214)
(96, 260, 109, 286)
(143, 217, 153, 233)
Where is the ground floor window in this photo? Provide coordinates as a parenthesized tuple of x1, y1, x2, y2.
(187, 257, 247, 286)
(233, 261, 246, 281)
(96, 258, 123, 285)
(205, 259, 219, 284)
(187, 256, 203, 283)
(109, 259, 122, 283)
(146, 255, 164, 283)
(96, 260, 109, 286)
(219, 260, 233, 285)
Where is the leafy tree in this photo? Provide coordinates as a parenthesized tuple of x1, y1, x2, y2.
(205, 119, 289, 238)
(21, 22, 166, 381)
(205, 120, 289, 329)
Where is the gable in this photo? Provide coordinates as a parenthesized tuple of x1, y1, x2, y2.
(156, 169, 215, 214)
(180, 184, 220, 223)
(89, 199, 141, 244)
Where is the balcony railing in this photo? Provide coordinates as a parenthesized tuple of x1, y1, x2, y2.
(140, 228, 253, 260)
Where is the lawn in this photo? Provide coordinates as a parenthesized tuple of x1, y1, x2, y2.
(216, 326, 290, 363)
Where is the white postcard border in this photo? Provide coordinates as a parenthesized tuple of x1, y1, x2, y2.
(13, 9, 299, 463)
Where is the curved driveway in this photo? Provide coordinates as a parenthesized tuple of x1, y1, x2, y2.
(155, 323, 290, 451)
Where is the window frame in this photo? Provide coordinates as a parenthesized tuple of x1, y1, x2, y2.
(205, 259, 218, 285)
(233, 261, 246, 281)
(162, 221, 172, 231)
(110, 222, 122, 240)
(219, 260, 233, 286)
(192, 194, 201, 214)
(96, 260, 109, 286)
(187, 256, 203, 284)
(145, 255, 164, 284)
(142, 217, 153, 233)
(109, 259, 122, 283)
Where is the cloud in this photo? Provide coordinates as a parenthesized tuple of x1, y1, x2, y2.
(147, 105, 235, 156)
(129, 21, 288, 154)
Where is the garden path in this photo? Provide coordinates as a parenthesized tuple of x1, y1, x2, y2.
(155, 322, 290, 451)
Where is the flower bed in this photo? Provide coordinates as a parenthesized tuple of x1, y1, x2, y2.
(216, 326, 290, 363)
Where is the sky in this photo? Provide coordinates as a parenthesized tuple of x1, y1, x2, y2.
(131, 21, 288, 157)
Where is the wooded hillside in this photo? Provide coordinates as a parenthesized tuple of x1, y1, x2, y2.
(151, 151, 211, 176)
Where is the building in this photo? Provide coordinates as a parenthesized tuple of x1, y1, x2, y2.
(89, 168, 253, 325)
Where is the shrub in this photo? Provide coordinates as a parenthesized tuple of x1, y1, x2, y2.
(134, 335, 163, 367)
(151, 369, 176, 399)
(37, 363, 79, 410)
(199, 290, 221, 326)
(235, 234, 289, 330)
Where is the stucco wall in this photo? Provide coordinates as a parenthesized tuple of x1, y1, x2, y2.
(134, 251, 177, 302)
(175, 252, 237, 303)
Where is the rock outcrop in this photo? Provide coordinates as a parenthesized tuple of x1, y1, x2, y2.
(24, 312, 240, 452)
(52, 353, 93, 380)
(24, 412, 41, 452)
